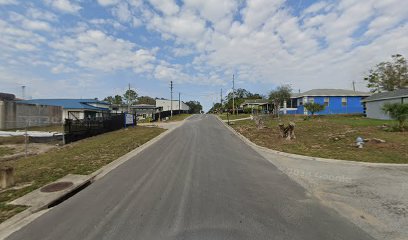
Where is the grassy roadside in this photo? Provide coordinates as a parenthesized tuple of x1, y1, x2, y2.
(0, 146, 15, 157)
(231, 115, 408, 163)
(0, 126, 165, 223)
(218, 113, 251, 120)
(166, 113, 192, 122)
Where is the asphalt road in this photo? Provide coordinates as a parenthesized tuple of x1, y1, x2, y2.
(7, 115, 375, 240)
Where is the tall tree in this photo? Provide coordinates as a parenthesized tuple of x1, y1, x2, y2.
(103, 96, 114, 104)
(103, 95, 123, 105)
(269, 85, 292, 118)
(223, 88, 262, 111)
(123, 89, 138, 105)
(137, 96, 156, 105)
(364, 54, 408, 93)
(185, 101, 203, 114)
(208, 103, 222, 113)
(113, 95, 123, 105)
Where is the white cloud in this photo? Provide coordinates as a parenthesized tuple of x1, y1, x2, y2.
(1, 0, 408, 101)
(148, 0, 179, 15)
(0, 19, 46, 53)
(302, 1, 330, 15)
(183, 0, 237, 23)
(26, 7, 58, 22)
(51, 63, 75, 73)
(89, 18, 125, 30)
(44, 0, 81, 14)
(51, 29, 156, 72)
(22, 19, 52, 31)
(171, 47, 195, 57)
(241, 0, 285, 31)
(97, 0, 120, 6)
(112, 2, 132, 22)
(7, 11, 53, 32)
(0, 0, 18, 5)
(148, 9, 207, 44)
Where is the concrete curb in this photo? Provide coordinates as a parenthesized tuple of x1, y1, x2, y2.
(215, 115, 408, 167)
(0, 120, 187, 240)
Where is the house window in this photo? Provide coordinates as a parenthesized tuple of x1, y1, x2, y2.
(298, 98, 303, 106)
(324, 97, 329, 106)
(308, 97, 314, 103)
(342, 97, 347, 106)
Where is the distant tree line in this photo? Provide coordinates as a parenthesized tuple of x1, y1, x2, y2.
(103, 90, 203, 114)
(103, 90, 155, 106)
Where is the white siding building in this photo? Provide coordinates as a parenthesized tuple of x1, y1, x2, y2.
(156, 99, 189, 112)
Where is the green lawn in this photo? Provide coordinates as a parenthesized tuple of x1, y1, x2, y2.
(232, 114, 408, 164)
(0, 126, 165, 223)
(218, 113, 251, 120)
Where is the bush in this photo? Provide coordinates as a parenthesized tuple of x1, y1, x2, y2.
(303, 102, 325, 116)
(382, 103, 408, 131)
(243, 107, 252, 114)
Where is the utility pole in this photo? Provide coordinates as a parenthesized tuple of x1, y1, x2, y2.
(170, 81, 173, 118)
(220, 89, 223, 113)
(127, 83, 130, 113)
(352, 81, 356, 91)
(178, 92, 181, 114)
(21, 86, 26, 99)
(232, 74, 235, 115)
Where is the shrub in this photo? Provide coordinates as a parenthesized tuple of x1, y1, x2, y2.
(382, 103, 408, 131)
(303, 102, 325, 116)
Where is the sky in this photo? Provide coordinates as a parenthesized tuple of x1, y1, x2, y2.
(0, 0, 407, 111)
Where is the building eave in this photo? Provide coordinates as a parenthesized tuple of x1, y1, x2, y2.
(361, 95, 408, 103)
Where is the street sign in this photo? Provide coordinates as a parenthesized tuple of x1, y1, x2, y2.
(125, 113, 134, 125)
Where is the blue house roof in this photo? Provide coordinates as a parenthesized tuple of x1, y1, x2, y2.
(291, 89, 371, 98)
(18, 99, 110, 111)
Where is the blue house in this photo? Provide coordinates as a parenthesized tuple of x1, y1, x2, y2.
(285, 89, 371, 115)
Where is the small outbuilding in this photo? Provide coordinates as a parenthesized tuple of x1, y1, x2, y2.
(362, 89, 408, 120)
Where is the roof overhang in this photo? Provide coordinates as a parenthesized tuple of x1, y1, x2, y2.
(361, 95, 408, 102)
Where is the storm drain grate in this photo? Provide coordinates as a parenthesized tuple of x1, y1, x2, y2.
(40, 182, 74, 192)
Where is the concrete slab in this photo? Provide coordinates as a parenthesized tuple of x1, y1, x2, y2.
(9, 174, 91, 209)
